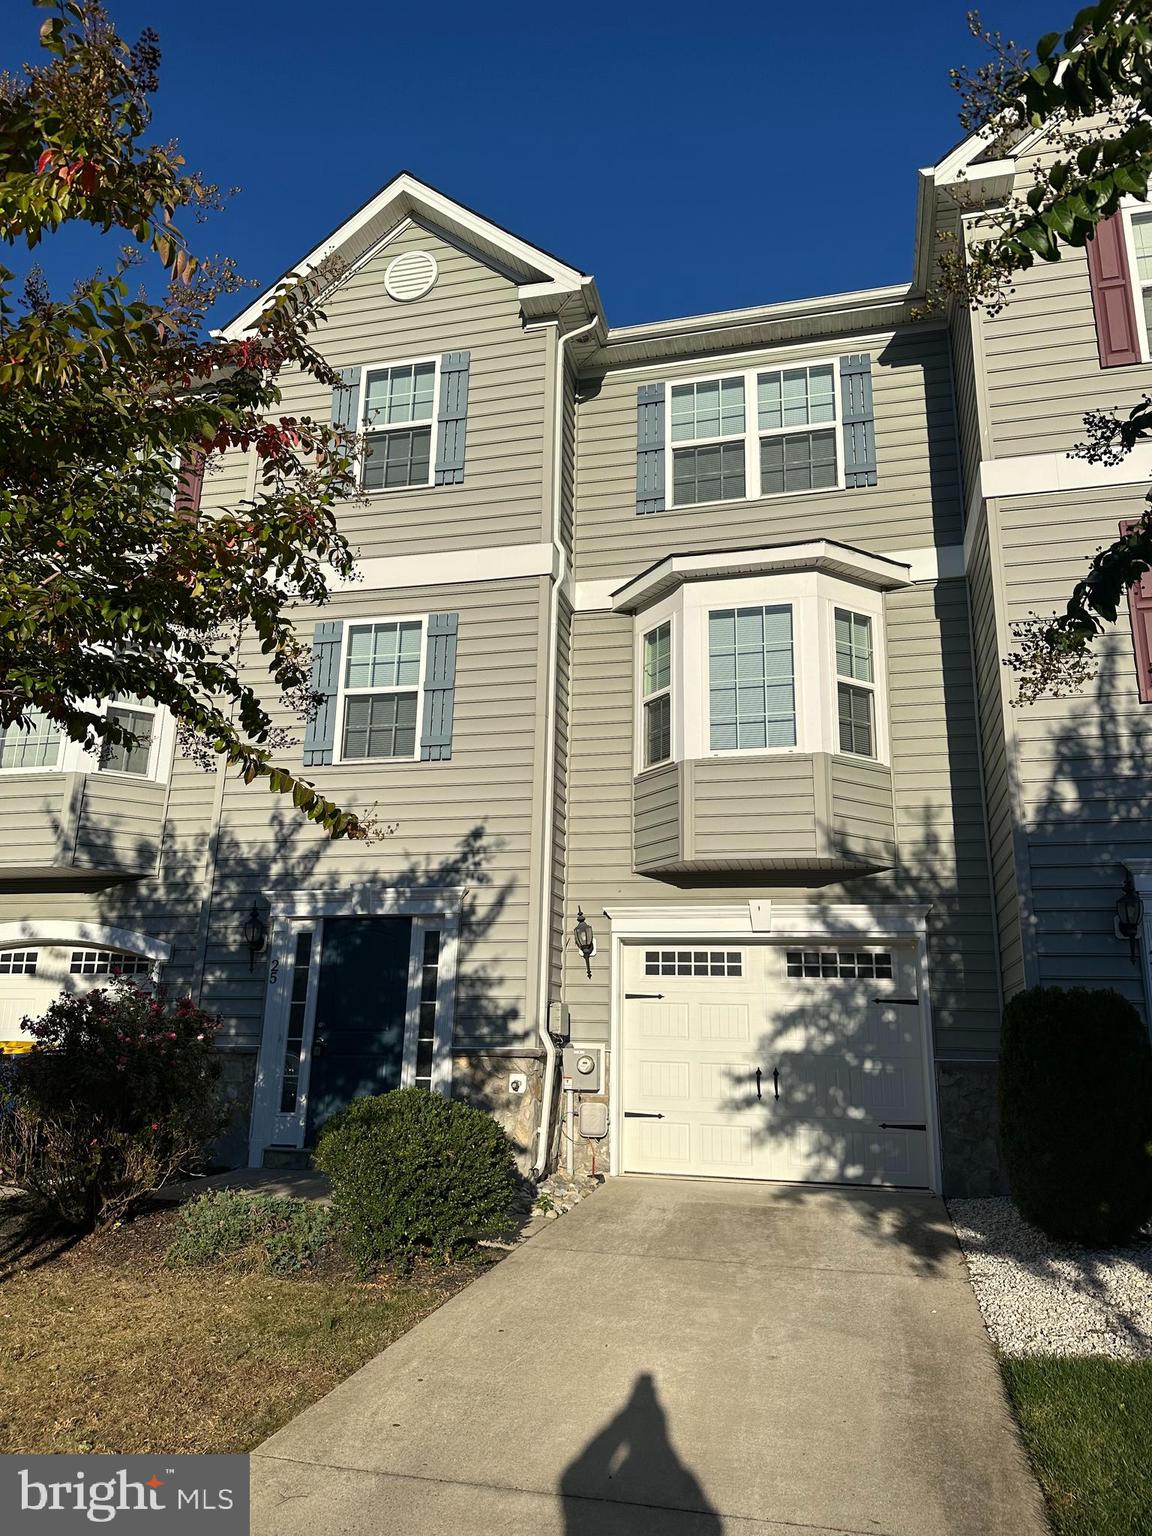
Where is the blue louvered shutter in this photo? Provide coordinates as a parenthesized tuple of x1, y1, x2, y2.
(840, 355, 878, 488)
(434, 352, 470, 485)
(420, 613, 459, 761)
(636, 382, 666, 515)
(331, 367, 359, 432)
(302, 620, 344, 767)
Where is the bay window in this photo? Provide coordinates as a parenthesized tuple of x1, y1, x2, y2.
(0, 710, 61, 771)
(0, 701, 167, 780)
(632, 563, 890, 771)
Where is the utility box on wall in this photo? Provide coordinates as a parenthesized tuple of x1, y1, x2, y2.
(561, 1044, 603, 1095)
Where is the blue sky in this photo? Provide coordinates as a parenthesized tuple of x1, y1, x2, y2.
(9, 0, 1062, 327)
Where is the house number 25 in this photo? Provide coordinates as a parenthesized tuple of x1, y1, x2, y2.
(268, 958, 279, 985)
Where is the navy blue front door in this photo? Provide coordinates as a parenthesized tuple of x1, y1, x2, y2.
(305, 916, 412, 1142)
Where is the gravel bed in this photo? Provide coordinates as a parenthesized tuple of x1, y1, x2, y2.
(949, 1197, 1152, 1360)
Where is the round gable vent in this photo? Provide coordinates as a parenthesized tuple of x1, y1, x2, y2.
(384, 249, 438, 302)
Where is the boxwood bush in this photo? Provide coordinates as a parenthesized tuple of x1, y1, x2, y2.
(314, 1088, 521, 1270)
(999, 985, 1152, 1245)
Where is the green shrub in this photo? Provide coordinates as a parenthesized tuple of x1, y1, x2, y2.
(167, 1189, 336, 1274)
(999, 985, 1152, 1245)
(314, 1088, 521, 1270)
(0, 983, 226, 1229)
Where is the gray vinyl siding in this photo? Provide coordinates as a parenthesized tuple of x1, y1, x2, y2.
(70, 774, 166, 874)
(565, 577, 1000, 1056)
(199, 577, 547, 1051)
(633, 762, 682, 869)
(996, 483, 1152, 1005)
(0, 773, 71, 872)
(829, 756, 898, 866)
(966, 506, 1025, 997)
(272, 221, 549, 560)
(976, 149, 1152, 459)
(574, 327, 961, 584)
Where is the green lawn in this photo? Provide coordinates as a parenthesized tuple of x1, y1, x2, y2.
(1001, 1357, 1152, 1536)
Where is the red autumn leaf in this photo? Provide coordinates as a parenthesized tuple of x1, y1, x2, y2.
(36, 149, 55, 174)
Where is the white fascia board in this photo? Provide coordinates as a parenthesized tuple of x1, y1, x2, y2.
(609, 541, 912, 614)
(266, 886, 467, 919)
(602, 283, 914, 352)
(980, 443, 1152, 500)
(604, 902, 931, 939)
(330, 541, 561, 595)
(221, 173, 589, 339)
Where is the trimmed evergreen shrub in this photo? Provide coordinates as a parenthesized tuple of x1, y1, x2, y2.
(314, 1088, 521, 1270)
(167, 1189, 335, 1274)
(999, 985, 1152, 1245)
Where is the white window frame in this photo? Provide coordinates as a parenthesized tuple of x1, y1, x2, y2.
(1120, 199, 1152, 363)
(833, 606, 878, 760)
(631, 572, 889, 768)
(332, 613, 429, 766)
(0, 700, 173, 783)
(638, 619, 674, 771)
(356, 355, 440, 493)
(663, 356, 847, 511)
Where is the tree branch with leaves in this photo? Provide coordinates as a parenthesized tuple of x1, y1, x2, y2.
(0, 0, 370, 837)
(938, 3, 1152, 700)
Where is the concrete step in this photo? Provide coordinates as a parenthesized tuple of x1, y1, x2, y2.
(261, 1147, 314, 1171)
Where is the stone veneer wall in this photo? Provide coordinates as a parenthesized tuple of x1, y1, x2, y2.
(936, 1061, 1005, 1196)
(451, 1051, 546, 1173)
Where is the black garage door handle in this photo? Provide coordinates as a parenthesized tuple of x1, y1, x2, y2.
(879, 1122, 927, 1131)
(624, 1111, 665, 1119)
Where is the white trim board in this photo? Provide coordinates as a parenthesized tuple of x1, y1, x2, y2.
(266, 886, 466, 919)
(979, 444, 1152, 502)
(330, 542, 561, 595)
(0, 921, 171, 961)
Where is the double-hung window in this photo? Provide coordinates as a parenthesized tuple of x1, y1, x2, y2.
(0, 710, 61, 771)
(361, 361, 436, 490)
(757, 364, 838, 494)
(708, 605, 796, 751)
(100, 703, 156, 776)
(642, 621, 672, 767)
(1129, 209, 1152, 350)
(670, 377, 746, 506)
(340, 620, 423, 761)
(835, 608, 875, 757)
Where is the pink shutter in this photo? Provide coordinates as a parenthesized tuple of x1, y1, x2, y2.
(1121, 520, 1152, 703)
(174, 452, 205, 517)
(1087, 213, 1141, 368)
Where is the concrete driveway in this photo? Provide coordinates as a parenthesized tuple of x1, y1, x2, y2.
(251, 1177, 1048, 1536)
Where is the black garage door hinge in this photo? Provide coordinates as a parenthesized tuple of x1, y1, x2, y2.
(625, 992, 664, 1000)
(879, 1122, 927, 1131)
(874, 997, 920, 1006)
(624, 1111, 665, 1119)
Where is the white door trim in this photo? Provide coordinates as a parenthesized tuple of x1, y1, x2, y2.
(606, 902, 942, 1194)
(247, 890, 461, 1165)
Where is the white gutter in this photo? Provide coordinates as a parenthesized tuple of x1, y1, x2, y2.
(531, 312, 598, 1177)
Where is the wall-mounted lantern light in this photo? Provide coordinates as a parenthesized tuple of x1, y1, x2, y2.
(1116, 872, 1144, 965)
(574, 908, 595, 979)
(242, 904, 268, 972)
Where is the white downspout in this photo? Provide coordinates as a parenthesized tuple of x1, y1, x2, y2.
(532, 311, 598, 1178)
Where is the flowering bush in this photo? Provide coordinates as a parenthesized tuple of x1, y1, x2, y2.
(0, 984, 226, 1228)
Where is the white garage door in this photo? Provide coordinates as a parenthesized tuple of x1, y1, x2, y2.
(0, 945, 154, 1046)
(620, 941, 930, 1187)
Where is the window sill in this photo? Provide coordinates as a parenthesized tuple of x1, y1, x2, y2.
(662, 482, 849, 516)
(360, 482, 436, 497)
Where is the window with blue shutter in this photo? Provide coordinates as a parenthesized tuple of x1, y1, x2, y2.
(434, 353, 471, 485)
(636, 382, 666, 514)
(302, 620, 344, 767)
(420, 613, 459, 761)
(839, 355, 878, 488)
